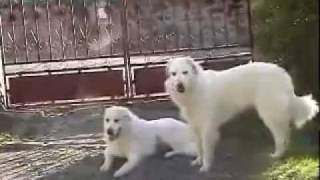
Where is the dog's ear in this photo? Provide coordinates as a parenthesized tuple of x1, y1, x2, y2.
(122, 109, 135, 122)
(186, 57, 200, 75)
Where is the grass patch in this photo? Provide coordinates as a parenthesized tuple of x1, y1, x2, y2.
(262, 123, 319, 180)
(263, 156, 319, 180)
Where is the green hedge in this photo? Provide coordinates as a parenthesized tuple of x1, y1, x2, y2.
(253, 0, 319, 95)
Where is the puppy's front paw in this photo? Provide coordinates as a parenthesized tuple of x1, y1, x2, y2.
(190, 156, 202, 166)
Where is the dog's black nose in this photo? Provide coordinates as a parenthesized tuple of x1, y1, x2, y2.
(177, 82, 185, 93)
(107, 128, 114, 136)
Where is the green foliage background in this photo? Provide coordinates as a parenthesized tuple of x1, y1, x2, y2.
(253, 0, 319, 96)
(253, 2, 319, 179)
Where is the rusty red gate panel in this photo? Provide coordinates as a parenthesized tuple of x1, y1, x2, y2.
(202, 59, 250, 70)
(8, 70, 125, 105)
(133, 66, 166, 95)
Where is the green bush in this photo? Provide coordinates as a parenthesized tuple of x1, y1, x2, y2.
(253, 0, 319, 96)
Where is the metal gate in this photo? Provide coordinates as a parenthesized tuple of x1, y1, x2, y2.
(0, 0, 253, 113)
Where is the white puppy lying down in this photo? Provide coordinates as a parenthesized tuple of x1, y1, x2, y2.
(165, 57, 319, 172)
(100, 106, 197, 178)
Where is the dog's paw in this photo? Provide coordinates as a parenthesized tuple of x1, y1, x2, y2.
(113, 170, 125, 178)
(269, 152, 283, 159)
(99, 164, 111, 172)
(190, 157, 202, 166)
(199, 164, 210, 173)
(164, 151, 176, 158)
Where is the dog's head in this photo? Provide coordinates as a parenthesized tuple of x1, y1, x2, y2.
(103, 106, 132, 141)
(166, 57, 202, 94)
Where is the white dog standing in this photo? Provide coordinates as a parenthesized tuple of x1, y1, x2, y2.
(165, 57, 319, 172)
(100, 106, 197, 178)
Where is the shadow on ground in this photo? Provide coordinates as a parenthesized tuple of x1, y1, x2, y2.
(0, 102, 318, 180)
(41, 140, 271, 180)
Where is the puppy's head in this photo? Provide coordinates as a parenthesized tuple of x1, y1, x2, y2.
(103, 106, 132, 141)
(166, 57, 201, 94)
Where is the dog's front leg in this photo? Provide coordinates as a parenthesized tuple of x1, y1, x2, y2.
(200, 127, 220, 173)
(113, 154, 141, 178)
(100, 150, 113, 172)
(190, 129, 203, 167)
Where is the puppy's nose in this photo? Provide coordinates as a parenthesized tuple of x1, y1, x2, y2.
(107, 128, 114, 136)
(177, 82, 185, 93)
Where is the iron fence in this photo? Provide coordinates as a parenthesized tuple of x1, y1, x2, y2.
(0, 0, 253, 113)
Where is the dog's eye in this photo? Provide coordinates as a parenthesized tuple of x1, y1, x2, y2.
(171, 72, 176, 76)
(182, 71, 188, 75)
(114, 119, 120, 123)
(105, 118, 110, 122)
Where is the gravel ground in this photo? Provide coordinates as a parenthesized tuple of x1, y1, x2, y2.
(1, 101, 311, 180)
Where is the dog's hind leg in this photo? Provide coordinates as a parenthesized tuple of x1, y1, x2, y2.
(165, 143, 198, 158)
(256, 97, 291, 158)
(164, 151, 181, 158)
(265, 119, 290, 158)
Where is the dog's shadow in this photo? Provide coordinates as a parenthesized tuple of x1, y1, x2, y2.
(42, 143, 266, 180)
(98, 144, 238, 180)
(100, 153, 205, 180)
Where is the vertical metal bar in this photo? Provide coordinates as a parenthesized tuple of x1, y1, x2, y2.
(135, 3, 142, 53)
(184, 0, 192, 47)
(120, 0, 132, 99)
(20, 0, 29, 62)
(172, 3, 180, 49)
(197, 1, 204, 48)
(0, 17, 8, 107)
(160, 3, 168, 51)
(58, 0, 65, 59)
(246, 0, 254, 61)
(33, 0, 41, 61)
(147, 0, 155, 53)
(0, 17, 6, 64)
(94, 0, 101, 56)
(209, 10, 217, 47)
(235, 4, 240, 44)
(9, 0, 17, 63)
(223, 0, 230, 45)
(46, 0, 53, 60)
(83, 0, 89, 57)
(107, 0, 114, 55)
(233, 2, 241, 62)
(70, 0, 77, 58)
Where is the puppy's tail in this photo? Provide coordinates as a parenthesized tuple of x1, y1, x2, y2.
(291, 94, 319, 129)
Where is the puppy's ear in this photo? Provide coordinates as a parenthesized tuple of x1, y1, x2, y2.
(103, 108, 108, 119)
(165, 59, 172, 77)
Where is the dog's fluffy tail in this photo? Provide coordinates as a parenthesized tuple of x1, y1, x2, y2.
(291, 94, 319, 129)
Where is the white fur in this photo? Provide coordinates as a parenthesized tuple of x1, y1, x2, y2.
(100, 106, 197, 178)
(148, 118, 197, 158)
(165, 57, 319, 172)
